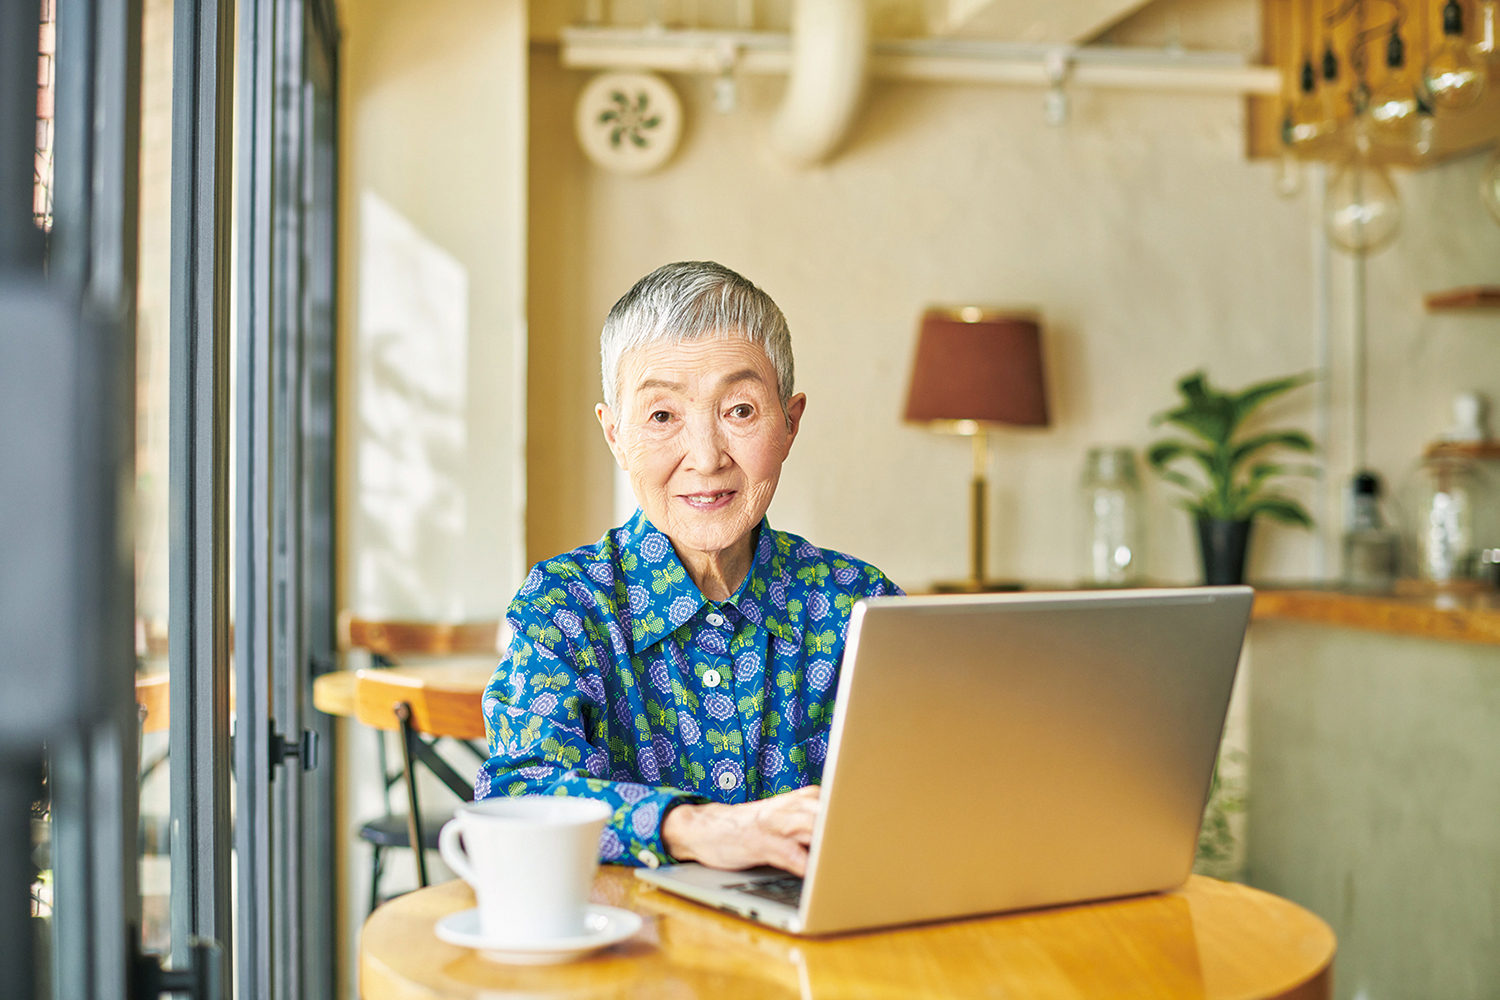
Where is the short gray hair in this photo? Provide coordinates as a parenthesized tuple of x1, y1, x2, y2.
(601, 261, 795, 412)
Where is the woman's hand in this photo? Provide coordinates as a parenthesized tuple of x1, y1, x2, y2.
(661, 785, 822, 876)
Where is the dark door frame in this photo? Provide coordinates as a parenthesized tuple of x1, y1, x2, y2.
(237, 0, 341, 995)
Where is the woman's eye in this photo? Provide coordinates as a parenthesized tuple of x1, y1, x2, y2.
(649, 410, 672, 424)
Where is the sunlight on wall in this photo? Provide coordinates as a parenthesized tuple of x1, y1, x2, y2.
(354, 191, 470, 619)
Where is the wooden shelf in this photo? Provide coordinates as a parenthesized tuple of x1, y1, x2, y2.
(1253, 588, 1500, 646)
(1424, 440, 1500, 460)
(1425, 286, 1500, 311)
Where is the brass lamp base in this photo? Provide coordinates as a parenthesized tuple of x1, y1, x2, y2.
(931, 579, 1024, 594)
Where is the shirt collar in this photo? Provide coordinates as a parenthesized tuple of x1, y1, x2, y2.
(614, 510, 801, 654)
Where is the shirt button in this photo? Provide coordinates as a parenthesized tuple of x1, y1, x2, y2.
(702, 668, 722, 688)
(706, 613, 725, 627)
(716, 771, 738, 791)
(637, 849, 660, 869)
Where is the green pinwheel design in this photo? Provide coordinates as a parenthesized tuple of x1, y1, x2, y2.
(598, 90, 663, 149)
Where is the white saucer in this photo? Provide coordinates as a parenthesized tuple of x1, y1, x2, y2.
(434, 905, 643, 965)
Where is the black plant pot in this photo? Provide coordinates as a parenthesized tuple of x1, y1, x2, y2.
(1196, 517, 1253, 586)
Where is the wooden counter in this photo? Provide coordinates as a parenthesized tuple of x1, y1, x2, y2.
(361, 867, 1335, 1000)
(1252, 588, 1500, 646)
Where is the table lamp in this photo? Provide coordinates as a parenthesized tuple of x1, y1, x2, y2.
(904, 307, 1050, 592)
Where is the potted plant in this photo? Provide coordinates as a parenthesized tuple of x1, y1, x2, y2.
(1148, 371, 1317, 585)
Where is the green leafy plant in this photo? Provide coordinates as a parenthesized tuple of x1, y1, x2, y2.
(1148, 371, 1317, 526)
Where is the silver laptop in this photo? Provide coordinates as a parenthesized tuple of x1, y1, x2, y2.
(635, 586, 1253, 935)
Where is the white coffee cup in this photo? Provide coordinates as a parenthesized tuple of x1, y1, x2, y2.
(438, 796, 612, 944)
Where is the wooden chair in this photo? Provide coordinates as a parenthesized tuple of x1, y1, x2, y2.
(340, 615, 499, 908)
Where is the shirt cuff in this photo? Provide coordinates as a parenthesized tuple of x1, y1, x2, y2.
(616, 788, 705, 868)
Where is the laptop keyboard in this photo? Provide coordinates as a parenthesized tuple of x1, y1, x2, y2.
(723, 875, 805, 906)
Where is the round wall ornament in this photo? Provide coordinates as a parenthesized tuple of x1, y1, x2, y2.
(574, 71, 682, 176)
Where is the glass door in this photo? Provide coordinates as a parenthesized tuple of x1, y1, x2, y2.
(236, 0, 340, 995)
(4, 0, 339, 992)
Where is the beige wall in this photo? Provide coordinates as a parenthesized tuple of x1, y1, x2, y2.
(336, 3, 527, 985)
(526, 47, 1500, 589)
(340, 0, 528, 619)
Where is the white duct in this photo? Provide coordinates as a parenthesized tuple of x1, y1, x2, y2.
(768, 0, 869, 167)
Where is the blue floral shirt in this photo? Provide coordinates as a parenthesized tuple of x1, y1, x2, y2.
(477, 510, 901, 868)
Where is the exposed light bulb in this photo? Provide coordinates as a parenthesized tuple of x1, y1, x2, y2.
(1478, 0, 1498, 57)
(1325, 158, 1402, 254)
(1367, 27, 1420, 144)
(1284, 59, 1339, 150)
(1425, 0, 1487, 111)
(1276, 151, 1304, 197)
(1481, 148, 1500, 225)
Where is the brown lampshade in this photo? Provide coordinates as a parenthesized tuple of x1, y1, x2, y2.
(903, 309, 1050, 428)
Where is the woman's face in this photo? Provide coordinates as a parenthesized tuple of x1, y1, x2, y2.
(597, 334, 806, 562)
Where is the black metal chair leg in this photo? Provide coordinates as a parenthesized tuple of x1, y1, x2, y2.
(369, 845, 383, 914)
(394, 702, 428, 887)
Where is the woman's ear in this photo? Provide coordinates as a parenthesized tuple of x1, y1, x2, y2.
(783, 393, 808, 450)
(596, 403, 629, 470)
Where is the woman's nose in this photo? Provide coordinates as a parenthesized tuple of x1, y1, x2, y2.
(682, 414, 729, 473)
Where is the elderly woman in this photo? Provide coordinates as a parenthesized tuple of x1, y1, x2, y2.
(478, 261, 901, 876)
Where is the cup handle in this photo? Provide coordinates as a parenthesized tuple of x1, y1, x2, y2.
(438, 819, 474, 886)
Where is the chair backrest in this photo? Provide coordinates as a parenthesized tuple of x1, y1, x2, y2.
(338, 612, 500, 658)
(352, 668, 488, 742)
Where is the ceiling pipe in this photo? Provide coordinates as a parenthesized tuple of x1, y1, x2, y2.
(768, 0, 869, 167)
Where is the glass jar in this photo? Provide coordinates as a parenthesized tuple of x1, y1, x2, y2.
(1080, 447, 1145, 586)
(1398, 454, 1495, 583)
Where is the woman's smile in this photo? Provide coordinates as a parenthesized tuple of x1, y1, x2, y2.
(680, 489, 737, 511)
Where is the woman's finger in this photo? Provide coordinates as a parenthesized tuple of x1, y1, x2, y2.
(763, 800, 819, 839)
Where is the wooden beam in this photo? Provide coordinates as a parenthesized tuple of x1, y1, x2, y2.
(929, 0, 1156, 44)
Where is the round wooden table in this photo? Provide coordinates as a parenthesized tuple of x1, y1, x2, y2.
(360, 867, 1334, 1000)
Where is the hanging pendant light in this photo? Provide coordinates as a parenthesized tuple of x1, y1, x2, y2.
(1481, 147, 1500, 224)
(1425, 0, 1487, 111)
(1286, 58, 1340, 148)
(1325, 156, 1403, 253)
(1368, 26, 1421, 143)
